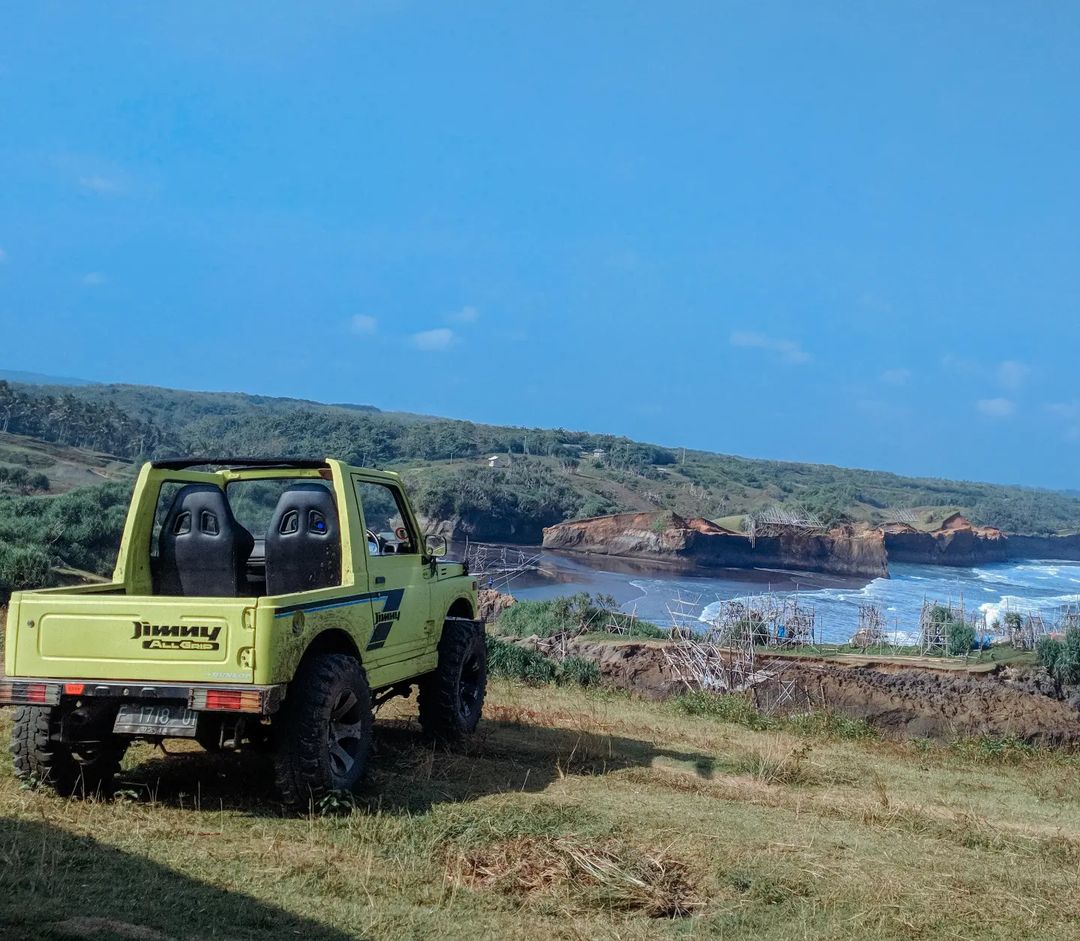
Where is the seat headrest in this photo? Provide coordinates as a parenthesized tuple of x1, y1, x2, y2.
(163, 484, 235, 539)
(268, 484, 339, 538)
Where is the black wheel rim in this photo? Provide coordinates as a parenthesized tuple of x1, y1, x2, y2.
(458, 649, 483, 723)
(327, 689, 366, 781)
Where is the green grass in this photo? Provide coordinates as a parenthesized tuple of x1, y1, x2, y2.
(4, 682, 1080, 940)
(672, 691, 879, 740)
(485, 636, 601, 688)
(493, 594, 669, 641)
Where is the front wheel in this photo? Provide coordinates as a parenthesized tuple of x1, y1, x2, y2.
(418, 619, 488, 742)
(272, 653, 373, 811)
(11, 705, 126, 798)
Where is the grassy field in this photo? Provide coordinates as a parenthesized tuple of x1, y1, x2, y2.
(3, 682, 1080, 940)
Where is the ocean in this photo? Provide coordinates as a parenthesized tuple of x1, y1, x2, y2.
(503, 551, 1080, 644)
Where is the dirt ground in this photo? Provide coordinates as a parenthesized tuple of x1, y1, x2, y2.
(552, 637, 1080, 746)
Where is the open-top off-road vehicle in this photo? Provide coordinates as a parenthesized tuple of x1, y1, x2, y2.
(0, 458, 486, 809)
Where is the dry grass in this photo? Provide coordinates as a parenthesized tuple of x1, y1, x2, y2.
(450, 835, 699, 917)
(2, 680, 1080, 940)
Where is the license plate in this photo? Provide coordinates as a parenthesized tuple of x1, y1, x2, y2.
(113, 702, 198, 737)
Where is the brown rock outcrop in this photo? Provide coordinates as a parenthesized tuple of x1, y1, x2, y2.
(542, 512, 888, 579)
(882, 514, 1009, 566)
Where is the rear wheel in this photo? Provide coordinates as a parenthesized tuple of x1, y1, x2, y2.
(272, 654, 373, 811)
(418, 618, 487, 742)
(11, 705, 126, 798)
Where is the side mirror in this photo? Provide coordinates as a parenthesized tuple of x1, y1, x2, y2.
(424, 534, 448, 559)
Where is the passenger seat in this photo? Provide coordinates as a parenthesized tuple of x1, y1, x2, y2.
(157, 484, 255, 597)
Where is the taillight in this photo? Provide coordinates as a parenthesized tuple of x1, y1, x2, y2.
(0, 681, 60, 706)
(191, 688, 264, 713)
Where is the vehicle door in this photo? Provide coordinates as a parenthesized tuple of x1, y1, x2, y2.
(352, 476, 433, 662)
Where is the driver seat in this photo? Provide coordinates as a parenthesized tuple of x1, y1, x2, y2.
(265, 484, 342, 595)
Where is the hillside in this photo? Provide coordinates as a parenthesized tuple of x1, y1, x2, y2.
(3, 680, 1079, 940)
(3, 376, 1080, 590)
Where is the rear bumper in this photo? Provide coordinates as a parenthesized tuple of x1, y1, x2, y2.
(0, 678, 286, 715)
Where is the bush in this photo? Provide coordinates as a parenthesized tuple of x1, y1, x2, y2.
(946, 620, 976, 656)
(1037, 636, 1063, 675)
(0, 544, 51, 599)
(1037, 627, 1080, 685)
(495, 593, 666, 640)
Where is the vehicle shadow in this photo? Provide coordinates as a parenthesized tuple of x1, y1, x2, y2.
(117, 708, 717, 818)
(0, 817, 362, 941)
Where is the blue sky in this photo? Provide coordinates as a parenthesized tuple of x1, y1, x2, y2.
(1, 3, 1078, 488)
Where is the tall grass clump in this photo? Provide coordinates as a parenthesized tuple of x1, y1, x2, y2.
(485, 636, 600, 688)
(486, 636, 559, 684)
(672, 692, 775, 730)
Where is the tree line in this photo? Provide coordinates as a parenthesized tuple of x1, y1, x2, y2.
(0, 382, 164, 458)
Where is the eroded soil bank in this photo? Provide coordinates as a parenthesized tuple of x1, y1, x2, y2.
(518, 635, 1080, 746)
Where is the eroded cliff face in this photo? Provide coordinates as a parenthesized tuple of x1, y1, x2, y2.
(1005, 533, 1080, 561)
(542, 512, 889, 579)
(882, 514, 1010, 566)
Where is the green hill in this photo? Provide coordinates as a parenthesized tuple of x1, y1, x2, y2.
(3, 374, 1080, 598)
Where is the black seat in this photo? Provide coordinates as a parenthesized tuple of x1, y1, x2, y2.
(157, 484, 254, 597)
(265, 484, 341, 596)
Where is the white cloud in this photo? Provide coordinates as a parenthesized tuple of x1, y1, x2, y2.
(729, 331, 811, 365)
(349, 314, 378, 335)
(880, 367, 911, 385)
(0, 247, 7, 263)
(412, 327, 456, 351)
(977, 398, 1017, 419)
(78, 175, 124, 195)
(82, 272, 106, 286)
(446, 305, 479, 325)
(1046, 401, 1080, 442)
(996, 360, 1030, 391)
(1046, 401, 1080, 421)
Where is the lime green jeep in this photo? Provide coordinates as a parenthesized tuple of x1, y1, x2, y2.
(1, 458, 486, 809)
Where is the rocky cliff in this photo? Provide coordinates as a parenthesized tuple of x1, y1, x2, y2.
(1004, 533, 1080, 561)
(542, 512, 889, 579)
(881, 513, 1010, 566)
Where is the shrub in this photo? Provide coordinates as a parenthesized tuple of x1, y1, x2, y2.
(1037, 627, 1080, 685)
(0, 544, 51, 599)
(495, 593, 666, 640)
(1061, 628, 1080, 685)
(946, 620, 976, 656)
(1037, 636, 1063, 675)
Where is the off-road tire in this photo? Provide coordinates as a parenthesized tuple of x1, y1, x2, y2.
(11, 705, 126, 798)
(272, 653, 373, 811)
(418, 618, 487, 742)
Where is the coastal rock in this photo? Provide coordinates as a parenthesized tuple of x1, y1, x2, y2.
(541, 511, 889, 579)
(1004, 532, 1080, 561)
(478, 588, 516, 623)
(881, 513, 1009, 566)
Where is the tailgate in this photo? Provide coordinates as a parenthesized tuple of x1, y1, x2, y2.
(11, 593, 257, 684)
